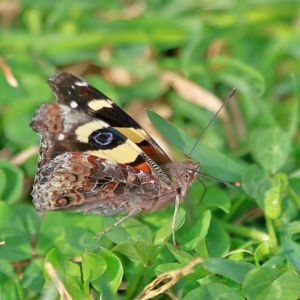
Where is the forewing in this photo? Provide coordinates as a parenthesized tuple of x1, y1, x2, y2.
(48, 71, 171, 164)
(30, 103, 151, 173)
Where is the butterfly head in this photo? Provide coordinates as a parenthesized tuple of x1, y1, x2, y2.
(177, 159, 200, 198)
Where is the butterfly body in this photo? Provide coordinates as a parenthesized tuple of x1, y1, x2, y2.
(31, 72, 200, 244)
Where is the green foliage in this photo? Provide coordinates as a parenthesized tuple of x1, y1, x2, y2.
(1, 0, 300, 299)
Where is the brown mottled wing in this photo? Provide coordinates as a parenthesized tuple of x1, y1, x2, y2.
(31, 152, 174, 215)
(48, 71, 171, 165)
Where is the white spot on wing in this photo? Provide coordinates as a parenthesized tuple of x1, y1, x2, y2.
(71, 85, 75, 89)
(70, 101, 78, 108)
(58, 133, 65, 140)
(75, 81, 88, 87)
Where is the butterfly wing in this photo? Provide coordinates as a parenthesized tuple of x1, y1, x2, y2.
(32, 152, 175, 214)
(48, 71, 171, 165)
(31, 103, 147, 170)
(31, 103, 177, 214)
(30, 103, 172, 184)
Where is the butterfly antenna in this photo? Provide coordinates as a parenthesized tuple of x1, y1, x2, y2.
(197, 171, 240, 187)
(185, 87, 237, 161)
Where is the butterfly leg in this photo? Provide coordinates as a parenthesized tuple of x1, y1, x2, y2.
(93, 207, 142, 239)
(172, 194, 180, 249)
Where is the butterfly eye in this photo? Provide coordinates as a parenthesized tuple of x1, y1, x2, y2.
(53, 197, 70, 207)
(181, 171, 192, 183)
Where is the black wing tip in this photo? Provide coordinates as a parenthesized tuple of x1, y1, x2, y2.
(48, 71, 81, 86)
(48, 70, 64, 82)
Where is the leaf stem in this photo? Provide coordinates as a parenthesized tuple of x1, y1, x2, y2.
(219, 220, 270, 242)
(265, 217, 278, 250)
(125, 264, 146, 300)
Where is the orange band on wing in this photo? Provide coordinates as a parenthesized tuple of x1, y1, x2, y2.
(134, 162, 151, 173)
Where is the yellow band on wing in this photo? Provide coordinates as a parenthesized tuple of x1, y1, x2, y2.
(75, 120, 108, 143)
(85, 143, 139, 163)
(114, 127, 145, 143)
(87, 99, 113, 110)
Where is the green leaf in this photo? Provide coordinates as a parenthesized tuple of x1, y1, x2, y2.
(202, 258, 255, 283)
(287, 221, 300, 237)
(242, 165, 270, 200)
(65, 226, 100, 252)
(201, 187, 231, 213)
(91, 247, 123, 294)
(165, 242, 194, 265)
(44, 249, 87, 299)
(243, 268, 300, 300)
(242, 164, 284, 214)
(104, 217, 153, 244)
(146, 109, 246, 181)
(0, 258, 17, 279)
(0, 273, 21, 300)
(182, 210, 211, 251)
(154, 263, 183, 276)
(0, 169, 6, 199)
(183, 283, 244, 300)
(251, 128, 291, 173)
(0, 202, 24, 231)
(82, 252, 107, 282)
(22, 259, 44, 293)
(262, 251, 286, 268)
(0, 160, 24, 204)
(113, 241, 159, 264)
(36, 212, 98, 257)
(254, 242, 271, 266)
(288, 74, 299, 139)
(14, 205, 41, 236)
(206, 219, 230, 257)
(287, 185, 300, 209)
(0, 228, 32, 261)
(195, 238, 209, 259)
(3, 100, 41, 147)
(282, 235, 300, 275)
(44, 249, 82, 283)
(0, 203, 32, 261)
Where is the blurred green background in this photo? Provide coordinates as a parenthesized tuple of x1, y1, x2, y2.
(1, 1, 300, 299)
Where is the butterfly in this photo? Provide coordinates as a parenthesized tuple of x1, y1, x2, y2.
(31, 71, 213, 247)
